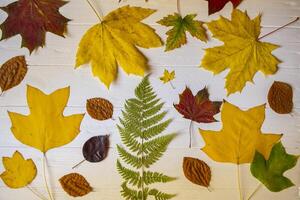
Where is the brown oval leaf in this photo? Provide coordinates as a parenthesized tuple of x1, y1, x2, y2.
(59, 173, 92, 197)
(86, 97, 113, 120)
(0, 56, 27, 93)
(83, 135, 110, 162)
(268, 81, 293, 114)
(183, 157, 211, 187)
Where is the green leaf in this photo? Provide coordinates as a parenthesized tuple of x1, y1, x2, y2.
(148, 188, 176, 200)
(157, 13, 207, 51)
(251, 142, 299, 192)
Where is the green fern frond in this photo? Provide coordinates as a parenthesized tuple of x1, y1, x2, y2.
(117, 76, 176, 199)
(138, 134, 177, 155)
(143, 171, 176, 185)
(148, 189, 176, 200)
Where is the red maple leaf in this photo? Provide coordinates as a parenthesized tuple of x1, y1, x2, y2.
(208, 0, 242, 15)
(0, 0, 70, 53)
(174, 87, 222, 123)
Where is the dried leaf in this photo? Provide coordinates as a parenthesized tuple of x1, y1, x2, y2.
(251, 142, 299, 192)
(159, 69, 175, 84)
(59, 173, 92, 197)
(0, 0, 70, 53)
(201, 9, 280, 95)
(200, 101, 282, 164)
(0, 151, 37, 189)
(157, 13, 207, 51)
(0, 56, 27, 93)
(183, 157, 211, 187)
(83, 135, 110, 162)
(268, 81, 293, 114)
(76, 6, 163, 88)
(86, 98, 113, 120)
(208, 0, 243, 15)
(174, 87, 222, 123)
(8, 85, 84, 153)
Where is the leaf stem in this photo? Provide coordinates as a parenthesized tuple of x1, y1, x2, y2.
(85, 0, 103, 21)
(237, 164, 243, 200)
(72, 159, 86, 169)
(259, 17, 299, 40)
(169, 81, 176, 89)
(176, 0, 181, 15)
(26, 186, 48, 200)
(43, 154, 54, 200)
(247, 184, 262, 200)
(188, 120, 193, 148)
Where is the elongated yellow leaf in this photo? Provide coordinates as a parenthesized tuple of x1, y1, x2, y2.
(0, 151, 37, 188)
(201, 9, 280, 95)
(76, 6, 163, 88)
(8, 85, 84, 153)
(199, 101, 282, 164)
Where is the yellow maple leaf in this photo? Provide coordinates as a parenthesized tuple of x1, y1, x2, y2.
(160, 69, 175, 83)
(199, 101, 282, 164)
(8, 85, 84, 153)
(0, 151, 37, 188)
(201, 9, 280, 95)
(76, 5, 163, 88)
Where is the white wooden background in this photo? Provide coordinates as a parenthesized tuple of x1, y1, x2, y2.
(0, 0, 299, 199)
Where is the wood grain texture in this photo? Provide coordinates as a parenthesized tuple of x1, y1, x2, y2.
(0, 0, 299, 199)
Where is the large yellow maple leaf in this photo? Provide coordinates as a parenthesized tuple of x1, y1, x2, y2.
(8, 85, 84, 153)
(76, 5, 163, 88)
(199, 101, 282, 164)
(201, 9, 280, 95)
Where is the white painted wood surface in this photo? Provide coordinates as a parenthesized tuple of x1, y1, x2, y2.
(0, 0, 299, 199)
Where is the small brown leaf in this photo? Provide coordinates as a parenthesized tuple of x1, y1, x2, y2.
(0, 56, 27, 93)
(59, 173, 92, 197)
(183, 157, 211, 187)
(268, 81, 293, 114)
(86, 97, 113, 120)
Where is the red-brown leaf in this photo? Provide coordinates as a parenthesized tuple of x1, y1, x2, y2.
(0, 0, 70, 53)
(208, 0, 242, 15)
(174, 87, 221, 123)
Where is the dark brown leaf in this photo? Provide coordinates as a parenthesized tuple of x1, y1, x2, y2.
(83, 135, 110, 163)
(59, 173, 92, 197)
(0, 56, 27, 93)
(183, 157, 211, 187)
(86, 98, 113, 120)
(268, 81, 293, 114)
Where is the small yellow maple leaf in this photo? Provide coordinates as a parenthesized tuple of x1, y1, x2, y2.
(201, 9, 280, 95)
(199, 101, 282, 164)
(0, 151, 37, 188)
(76, 6, 163, 88)
(160, 69, 175, 83)
(8, 85, 84, 153)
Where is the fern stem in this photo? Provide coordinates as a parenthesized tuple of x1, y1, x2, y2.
(259, 17, 299, 40)
(72, 159, 86, 169)
(176, 0, 181, 15)
(26, 186, 48, 200)
(237, 164, 243, 200)
(43, 154, 54, 200)
(188, 120, 193, 148)
(247, 184, 262, 200)
(85, 0, 103, 21)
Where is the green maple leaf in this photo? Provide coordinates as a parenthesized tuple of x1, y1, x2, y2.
(157, 13, 207, 51)
(251, 142, 299, 192)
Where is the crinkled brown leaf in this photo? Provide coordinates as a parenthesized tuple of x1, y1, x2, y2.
(59, 173, 92, 197)
(86, 98, 113, 120)
(83, 135, 110, 163)
(268, 81, 293, 114)
(183, 157, 211, 187)
(0, 56, 27, 93)
(174, 87, 222, 123)
(0, 0, 70, 53)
